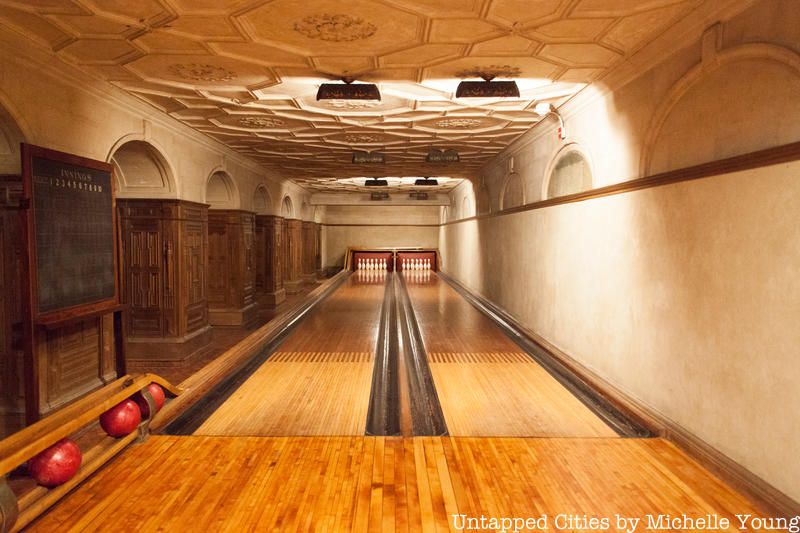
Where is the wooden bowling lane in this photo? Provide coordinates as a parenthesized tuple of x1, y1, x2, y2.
(194, 275, 386, 436)
(27, 435, 767, 532)
(403, 274, 617, 437)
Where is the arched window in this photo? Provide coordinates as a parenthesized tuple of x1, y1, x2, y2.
(545, 146, 593, 199)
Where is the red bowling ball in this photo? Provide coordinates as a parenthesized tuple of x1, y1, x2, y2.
(133, 382, 166, 419)
(28, 438, 82, 488)
(99, 399, 141, 437)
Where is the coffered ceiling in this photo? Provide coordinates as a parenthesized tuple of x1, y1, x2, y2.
(0, 0, 703, 191)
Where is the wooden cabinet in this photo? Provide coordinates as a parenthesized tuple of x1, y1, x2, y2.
(255, 215, 286, 306)
(207, 210, 257, 326)
(283, 219, 303, 294)
(118, 200, 211, 365)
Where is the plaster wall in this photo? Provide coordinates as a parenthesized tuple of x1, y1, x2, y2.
(322, 205, 439, 268)
(441, 0, 800, 503)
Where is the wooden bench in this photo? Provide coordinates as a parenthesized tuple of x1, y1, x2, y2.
(0, 373, 181, 532)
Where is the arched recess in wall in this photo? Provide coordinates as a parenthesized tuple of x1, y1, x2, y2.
(252, 184, 272, 215)
(281, 195, 294, 218)
(109, 139, 177, 198)
(440, 205, 449, 224)
(500, 172, 525, 211)
(461, 194, 474, 219)
(0, 96, 27, 174)
(205, 170, 238, 209)
(641, 43, 800, 176)
(542, 143, 593, 200)
(475, 181, 491, 215)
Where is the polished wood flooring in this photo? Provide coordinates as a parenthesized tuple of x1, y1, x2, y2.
(405, 275, 615, 437)
(28, 435, 766, 532)
(194, 277, 384, 436)
(195, 352, 374, 436)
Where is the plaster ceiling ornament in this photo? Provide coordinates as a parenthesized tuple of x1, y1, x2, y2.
(344, 134, 383, 144)
(434, 118, 483, 129)
(167, 63, 237, 82)
(238, 117, 286, 128)
(455, 65, 523, 79)
(294, 14, 377, 42)
(321, 99, 382, 110)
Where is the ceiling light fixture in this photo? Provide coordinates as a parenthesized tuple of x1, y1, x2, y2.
(534, 102, 567, 140)
(352, 151, 385, 164)
(364, 178, 388, 187)
(414, 178, 439, 186)
(456, 74, 519, 98)
(317, 77, 380, 101)
(426, 149, 460, 163)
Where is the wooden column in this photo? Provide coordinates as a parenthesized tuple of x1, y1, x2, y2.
(301, 221, 316, 282)
(283, 219, 302, 294)
(207, 210, 257, 326)
(255, 215, 286, 307)
(314, 222, 323, 278)
(117, 200, 211, 366)
(0, 177, 24, 436)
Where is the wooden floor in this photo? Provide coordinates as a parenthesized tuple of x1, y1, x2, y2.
(428, 352, 616, 437)
(405, 275, 616, 437)
(193, 276, 384, 436)
(28, 435, 767, 532)
(195, 352, 374, 436)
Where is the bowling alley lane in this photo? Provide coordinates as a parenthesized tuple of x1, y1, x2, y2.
(402, 272, 617, 437)
(194, 273, 387, 436)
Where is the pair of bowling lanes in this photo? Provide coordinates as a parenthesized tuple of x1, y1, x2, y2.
(194, 270, 615, 438)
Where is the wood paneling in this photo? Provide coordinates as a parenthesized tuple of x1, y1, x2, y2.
(35, 317, 106, 415)
(301, 221, 316, 281)
(283, 218, 302, 293)
(118, 200, 211, 365)
(0, 176, 24, 436)
(207, 210, 257, 326)
(27, 436, 769, 531)
(254, 215, 285, 306)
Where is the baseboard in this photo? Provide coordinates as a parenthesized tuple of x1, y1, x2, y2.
(439, 270, 800, 519)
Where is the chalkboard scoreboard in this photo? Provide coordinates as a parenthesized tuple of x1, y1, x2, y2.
(21, 144, 119, 321)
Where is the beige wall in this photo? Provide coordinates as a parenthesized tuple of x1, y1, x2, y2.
(441, 0, 800, 503)
(322, 205, 439, 268)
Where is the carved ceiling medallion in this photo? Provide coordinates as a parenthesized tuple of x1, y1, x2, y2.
(238, 117, 286, 128)
(435, 118, 483, 129)
(455, 65, 523, 79)
(167, 63, 237, 82)
(294, 14, 377, 42)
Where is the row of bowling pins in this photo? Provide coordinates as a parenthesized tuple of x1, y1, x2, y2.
(357, 258, 388, 270)
(401, 258, 431, 270)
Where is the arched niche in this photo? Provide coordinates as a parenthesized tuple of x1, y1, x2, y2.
(461, 194, 473, 219)
(543, 144, 593, 200)
(441, 205, 449, 224)
(642, 43, 800, 175)
(500, 173, 525, 211)
(475, 180, 491, 215)
(252, 184, 272, 215)
(206, 170, 238, 209)
(280, 195, 294, 218)
(0, 100, 25, 174)
(109, 140, 176, 198)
